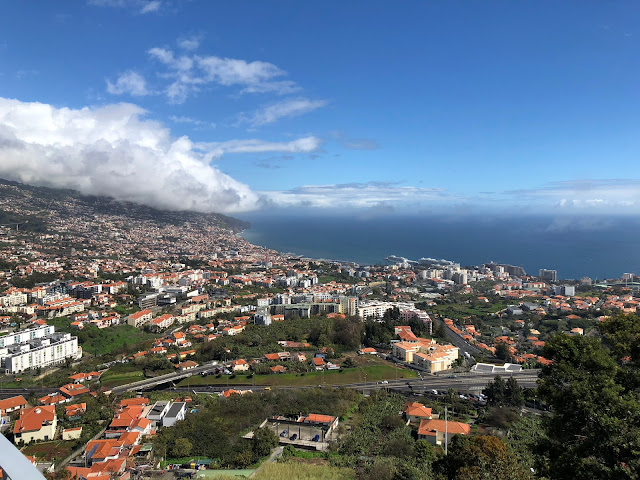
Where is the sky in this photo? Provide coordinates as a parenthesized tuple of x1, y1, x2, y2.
(0, 1, 639, 216)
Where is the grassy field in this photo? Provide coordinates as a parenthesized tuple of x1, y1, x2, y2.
(48, 317, 158, 356)
(252, 462, 354, 480)
(432, 301, 506, 319)
(177, 365, 417, 388)
(195, 470, 255, 478)
(100, 364, 146, 387)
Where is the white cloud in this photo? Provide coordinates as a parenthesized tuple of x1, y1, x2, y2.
(244, 98, 327, 126)
(177, 36, 201, 51)
(0, 98, 320, 214)
(197, 137, 321, 162)
(507, 179, 640, 212)
(88, 0, 162, 14)
(261, 182, 453, 209)
(146, 46, 299, 102)
(139, 0, 161, 14)
(169, 115, 215, 128)
(106, 71, 149, 96)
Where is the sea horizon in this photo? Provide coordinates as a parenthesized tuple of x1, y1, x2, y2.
(238, 212, 640, 281)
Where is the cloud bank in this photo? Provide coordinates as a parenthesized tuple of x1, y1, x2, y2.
(506, 179, 640, 212)
(261, 182, 455, 209)
(0, 97, 318, 214)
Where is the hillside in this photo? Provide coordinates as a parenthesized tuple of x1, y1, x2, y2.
(0, 178, 250, 232)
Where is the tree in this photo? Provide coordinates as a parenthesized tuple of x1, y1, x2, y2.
(494, 341, 511, 361)
(505, 377, 524, 407)
(251, 427, 278, 458)
(437, 435, 531, 480)
(170, 437, 193, 458)
(413, 439, 436, 465)
(537, 333, 640, 479)
(484, 375, 507, 406)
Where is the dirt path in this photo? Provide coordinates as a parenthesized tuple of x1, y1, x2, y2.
(249, 446, 283, 478)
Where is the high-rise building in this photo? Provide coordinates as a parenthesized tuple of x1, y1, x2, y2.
(539, 269, 557, 283)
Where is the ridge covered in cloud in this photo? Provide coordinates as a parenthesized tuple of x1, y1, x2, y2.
(0, 98, 319, 214)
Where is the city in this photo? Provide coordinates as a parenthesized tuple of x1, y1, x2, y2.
(0, 179, 637, 479)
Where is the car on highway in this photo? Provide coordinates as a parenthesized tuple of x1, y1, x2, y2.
(381, 380, 389, 384)
(447, 374, 457, 378)
(430, 389, 438, 395)
(280, 430, 288, 437)
(289, 434, 297, 441)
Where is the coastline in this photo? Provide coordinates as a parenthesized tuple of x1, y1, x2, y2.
(236, 214, 640, 280)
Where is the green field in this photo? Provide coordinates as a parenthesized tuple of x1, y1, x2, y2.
(48, 317, 158, 356)
(177, 365, 417, 388)
(100, 365, 146, 387)
(432, 301, 506, 319)
(252, 462, 354, 480)
(195, 470, 255, 478)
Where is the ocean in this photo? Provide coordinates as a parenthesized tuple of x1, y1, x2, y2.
(238, 213, 640, 280)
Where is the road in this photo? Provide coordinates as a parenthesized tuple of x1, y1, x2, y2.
(0, 368, 539, 399)
(433, 316, 484, 358)
(164, 370, 540, 396)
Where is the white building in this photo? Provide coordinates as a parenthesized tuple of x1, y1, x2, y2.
(358, 301, 394, 319)
(3, 333, 81, 374)
(0, 325, 55, 349)
(0, 290, 28, 308)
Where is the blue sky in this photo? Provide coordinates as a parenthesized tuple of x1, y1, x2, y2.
(0, 1, 638, 215)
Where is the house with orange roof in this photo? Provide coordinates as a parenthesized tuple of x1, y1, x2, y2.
(65, 403, 87, 417)
(230, 359, 249, 372)
(301, 413, 339, 433)
(149, 314, 174, 331)
(358, 347, 377, 355)
(402, 402, 433, 423)
(270, 365, 287, 373)
(85, 438, 124, 464)
(0, 395, 27, 415)
(220, 388, 253, 398)
(118, 430, 141, 447)
(176, 360, 198, 371)
(126, 309, 153, 328)
(118, 398, 149, 408)
(14, 405, 57, 443)
(537, 356, 552, 366)
(129, 417, 152, 435)
(312, 357, 326, 371)
(418, 418, 470, 445)
(59, 383, 90, 399)
(39, 392, 68, 406)
(172, 332, 186, 344)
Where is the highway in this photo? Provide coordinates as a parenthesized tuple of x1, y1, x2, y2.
(161, 370, 540, 395)
(0, 368, 540, 399)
